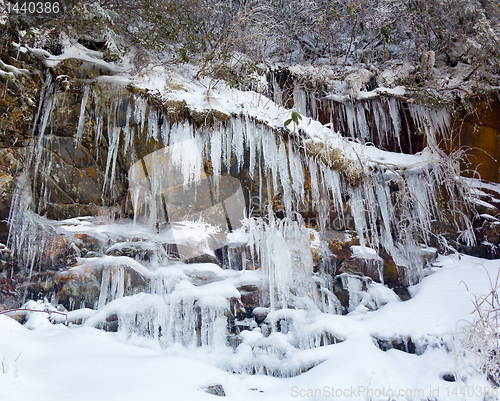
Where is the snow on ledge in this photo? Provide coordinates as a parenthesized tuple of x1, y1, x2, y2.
(350, 245, 381, 260)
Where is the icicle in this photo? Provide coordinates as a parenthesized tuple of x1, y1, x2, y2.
(271, 74, 283, 106)
(408, 104, 451, 149)
(288, 147, 305, 208)
(406, 174, 434, 244)
(246, 216, 317, 320)
(224, 120, 233, 170)
(199, 303, 228, 350)
(375, 180, 396, 254)
(364, 181, 380, 249)
(210, 122, 222, 196)
(278, 138, 292, 214)
(293, 87, 307, 115)
(111, 267, 125, 300)
(308, 157, 320, 209)
(135, 96, 148, 136)
(97, 267, 126, 309)
(321, 167, 344, 221)
(122, 99, 133, 154)
(355, 102, 370, 141)
(349, 188, 368, 249)
(102, 126, 121, 198)
(98, 267, 111, 308)
(261, 132, 279, 194)
(344, 103, 357, 139)
(169, 124, 202, 189)
(147, 108, 159, 141)
(160, 114, 170, 145)
(32, 88, 55, 177)
(93, 102, 103, 160)
(373, 99, 388, 146)
(387, 98, 402, 150)
(232, 116, 245, 171)
(341, 274, 363, 312)
(31, 71, 52, 138)
(310, 91, 318, 120)
(246, 118, 256, 180)
(75, 86, 90, 143)
(164, 292, 198, 347)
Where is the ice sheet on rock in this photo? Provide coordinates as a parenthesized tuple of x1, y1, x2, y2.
(40, 37, 127, 74)
(338, 274, 400, 314)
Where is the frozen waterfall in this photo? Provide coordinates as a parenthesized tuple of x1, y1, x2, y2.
(6, 80, 474, 377)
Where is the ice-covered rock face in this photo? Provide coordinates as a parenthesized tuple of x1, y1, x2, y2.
(1, 66, 479, 377)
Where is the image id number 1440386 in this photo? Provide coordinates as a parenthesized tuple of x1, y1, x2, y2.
(4, 2, 60, 15)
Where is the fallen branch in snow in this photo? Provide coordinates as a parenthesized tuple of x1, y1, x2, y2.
(1, 353, 21, 374)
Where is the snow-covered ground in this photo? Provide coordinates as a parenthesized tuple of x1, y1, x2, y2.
(1, 253, 498, 401)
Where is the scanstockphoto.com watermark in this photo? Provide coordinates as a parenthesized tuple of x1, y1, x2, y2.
(291, 386, 436, 399)
(291, 385, 500, 399)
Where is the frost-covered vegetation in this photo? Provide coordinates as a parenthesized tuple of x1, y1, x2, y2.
(4, 0, 500, 83)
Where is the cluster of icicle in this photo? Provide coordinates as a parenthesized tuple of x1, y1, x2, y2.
(278, 79, 452, 154)
(244, 215, 342, 316)
(8, 72, 58, 288)
(87, 264, 231, 350)
(116, 93, 471, 283)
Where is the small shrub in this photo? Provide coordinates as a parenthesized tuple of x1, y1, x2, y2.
(461, 269, 500, 386)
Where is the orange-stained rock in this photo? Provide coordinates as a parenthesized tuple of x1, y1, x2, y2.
(453, 95, 500, 183)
